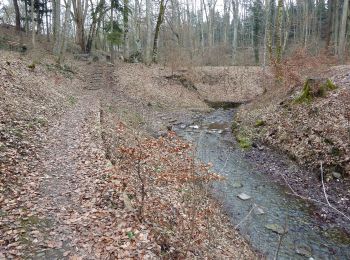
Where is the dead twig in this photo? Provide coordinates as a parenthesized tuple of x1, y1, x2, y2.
(235, 204, 256, 229)
(320, 162, 331, 207)
(279, 172, 350, 222)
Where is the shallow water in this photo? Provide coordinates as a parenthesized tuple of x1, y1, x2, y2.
(173, 109, 350, 259)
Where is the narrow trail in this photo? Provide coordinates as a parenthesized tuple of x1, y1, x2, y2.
(29, 64, 114, 258)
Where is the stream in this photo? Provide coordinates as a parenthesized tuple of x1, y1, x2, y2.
(172, 108, 350, 259)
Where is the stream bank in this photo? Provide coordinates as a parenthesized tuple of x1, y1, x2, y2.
(171, 108, 350, 259)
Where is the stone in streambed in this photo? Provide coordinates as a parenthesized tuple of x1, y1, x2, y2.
(265, 224, 288, 234)
(295, 243, 313, 258)
(237, 193, 251, 200)
(254, 206, 265, 215)
(332, 172, 341, 179)
(232, 182, 243, 188)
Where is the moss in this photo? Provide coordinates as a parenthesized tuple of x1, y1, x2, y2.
(324, 138, 334, 145)
(325, 79, 337, 90)
(28, 62, 36, 71)
(231, 121, 240, 132)
(293, 79, 312, 104)
(237, 134, 252, 149)
(255, 119, 265, 127)
(294, 79, 337, 104)
(68, 95, 78, 105)
(331, 147, 341, 156)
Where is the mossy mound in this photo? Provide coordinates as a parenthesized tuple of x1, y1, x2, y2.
(293, 78, 337, 104)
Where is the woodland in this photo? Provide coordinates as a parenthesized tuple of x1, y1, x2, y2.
(1, 0, 349, 65)
(0, 0, 350, 259)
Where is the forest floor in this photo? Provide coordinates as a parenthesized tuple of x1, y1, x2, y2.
(0, 50, 258, 259)
(1, 27, 349, 258)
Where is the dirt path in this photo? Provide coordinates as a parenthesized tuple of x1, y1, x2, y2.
(35, 94, 103, 258)
(25, 65, 112, 258)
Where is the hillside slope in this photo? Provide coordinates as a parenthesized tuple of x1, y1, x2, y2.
(0, 50, 257, 258)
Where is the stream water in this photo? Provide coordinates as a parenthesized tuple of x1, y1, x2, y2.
(173, 109, 350, 259)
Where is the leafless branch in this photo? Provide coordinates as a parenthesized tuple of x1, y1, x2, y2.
(279, 171, 350, 222)
(320, 162, 331, 207)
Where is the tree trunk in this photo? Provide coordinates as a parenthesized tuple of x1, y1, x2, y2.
(13, 0, 21, 32)
(223, 0, 229, 44)
(45, 0, 50, 41)
(152, 0, 166, 63)
(325, 0, 333, 50)
(25, 0, 29, 34)
(275, 0, 283, 63)
(53, 0, 61, 41)
(72, 0, 88, 52)
(263, 0, 271, 69)
(338, 0, 349, 60)
(31, 0, 36, 48)
(145, 0, 152, 64)
(110, 1, 115, 63)
(232, 0, 239, 64)
(123, 0, 130, 60)
(333, 0, 340, 54)
(57, 0, 72, 63)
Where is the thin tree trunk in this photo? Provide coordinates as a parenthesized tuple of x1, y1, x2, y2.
(45, 0, 50, 41)
(232, 0, 239, 64)
(325, 0, 333, 51)
(13, 0, 21, 32)
(110, 1, 115, 63)
(152, 0, 167, 63)
(338, 0, 349, 60)
(275, 0, 283, 63)
(123, 0, 130, 60)
(333, 0, 340, 54)
(31, 0, 36, 48)
(223, 0, 230, 44)
(145, 0, 152, 64)
(25, 0, 29, 34)
(263, 0, 271, 70)
(57, 0, 72, 63)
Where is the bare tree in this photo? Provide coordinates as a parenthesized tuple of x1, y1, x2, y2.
(338, 0, 349, 60)
(145, 0, 153, 64)
(13, 0, 20, 32)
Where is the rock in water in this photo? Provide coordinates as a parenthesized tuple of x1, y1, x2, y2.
(232, 182, 243, 188)
(332, 172, 341, 179)
(295, 243, 312, 258)
(265, 224, 288, 234)
(237, 193, 251, 200)
(254, 206, 265, 215)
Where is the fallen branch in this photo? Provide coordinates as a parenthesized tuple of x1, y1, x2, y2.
(235, 204, 256, 229)
(320, 162, 331, 207)
(279, 172, 350, 222)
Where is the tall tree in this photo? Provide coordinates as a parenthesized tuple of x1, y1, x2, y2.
(338, 0, 349, 60)
(31, 0, 35, 47)
(232, 0, 239, 64)
(145, 0, 152, 64)
(152, 0, 167, 62)
(13, 0, 21, 32)
(123, 0, 129, 60)
(72, 0, 89, 52)
(52, 0, 61, 41)
(275, 0, 283, 63)
(252, 0, 263, 64)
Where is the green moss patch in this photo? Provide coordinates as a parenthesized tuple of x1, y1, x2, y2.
(255, 119, 265, 127)
(294, 78, 337, 104)
(237, 134, 252, 149)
